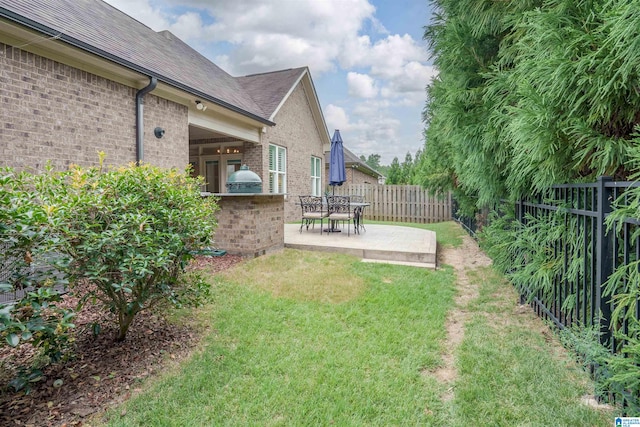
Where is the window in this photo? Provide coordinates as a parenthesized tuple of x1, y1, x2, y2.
(311, 156, 322, 196)
(226, 159, 242, 180)
(269, 144, 286, 193)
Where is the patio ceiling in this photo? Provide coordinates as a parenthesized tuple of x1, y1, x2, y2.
(189, 125, 223, 141)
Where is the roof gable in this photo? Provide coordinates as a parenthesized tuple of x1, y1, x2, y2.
(237, 67, 307, 121)
(238, 67, 330, 146)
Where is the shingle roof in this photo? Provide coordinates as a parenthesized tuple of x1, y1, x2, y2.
(237, 68, 307, 120)
(343, 147, 364, 165)
(326, 146, 383, 179)
(0, 0, 272, 122)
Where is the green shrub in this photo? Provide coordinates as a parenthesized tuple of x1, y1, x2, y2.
(0, 168, 75, 375)
(479, 207, 565, 302)
(36, 160, 219, 341)
(560, 325, 640, 416)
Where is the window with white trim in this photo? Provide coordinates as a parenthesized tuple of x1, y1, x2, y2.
(269, 144, 286, 193)
(311, 156, 322, 196)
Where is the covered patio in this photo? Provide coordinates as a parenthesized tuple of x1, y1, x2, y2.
(284, 223, 437, 268)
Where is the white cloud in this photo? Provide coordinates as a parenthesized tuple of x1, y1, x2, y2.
(324, 104, 350, 131)
(352, 99, 390, 116)
(350, 116, 403, 161)
(378, 62, 436, 105)
(104, 0, 432, 89)
(168, 12, 205, 41)
(369, 35, 426, 78)
(182, 0, 377, 75)
(347, 72, 378, 98)
(104, 0, 172, 30)
(325, 97, 408, 163)
(391, 62, 436, 93)
(198, 0, 375, 42)
(340, 34, 425, 74)
(102, 0, 430, 164)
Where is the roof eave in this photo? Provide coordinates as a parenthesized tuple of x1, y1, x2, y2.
(0, 8, 275, 127)
(348, 162, 383, 179)
(301, 69, 331, 144)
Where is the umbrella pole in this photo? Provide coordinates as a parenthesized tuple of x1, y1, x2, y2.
(325, 185, 342, 232)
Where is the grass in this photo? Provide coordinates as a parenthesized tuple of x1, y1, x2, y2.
(450, 267, 613, 426)
(99, 221, 613, 426)
(102, 251, 456, 426)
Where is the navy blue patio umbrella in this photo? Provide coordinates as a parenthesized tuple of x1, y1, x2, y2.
(328, 129, 346, 192)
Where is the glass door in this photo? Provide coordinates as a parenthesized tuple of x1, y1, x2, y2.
(205, 160, 219, 193)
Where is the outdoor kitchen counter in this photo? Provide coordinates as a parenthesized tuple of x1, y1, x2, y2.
(204, 193, 285, 258)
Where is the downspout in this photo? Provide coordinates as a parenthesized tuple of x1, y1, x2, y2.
(135, 76, 158, 165)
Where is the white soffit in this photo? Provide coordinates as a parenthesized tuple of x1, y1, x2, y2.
(188, 111, 261, 143)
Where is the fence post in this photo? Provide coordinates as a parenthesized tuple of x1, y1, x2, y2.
(596, 176, 613, 348)
(514, 197, 526, 304)
(516, 197, 523, 224)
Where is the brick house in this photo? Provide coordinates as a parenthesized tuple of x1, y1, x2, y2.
(0, 0, 337, 254)
(325, 147, 384, 187)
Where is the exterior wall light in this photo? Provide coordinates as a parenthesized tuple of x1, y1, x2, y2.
(195, 100, 207, 111)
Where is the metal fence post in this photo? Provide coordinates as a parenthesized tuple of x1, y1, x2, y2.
(514, 197, 526, 304)
(516, 197, 523, 224)
(596, 176, 613, 348)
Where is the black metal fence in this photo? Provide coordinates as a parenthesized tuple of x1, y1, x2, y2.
(454, 176, 640, 353)
(451, 198, 478, 237)
(514, 177, 640, 353)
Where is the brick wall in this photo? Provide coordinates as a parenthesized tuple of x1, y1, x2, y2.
(242, 140, 264, 177)
(0, 43, 188, 171)
(263, 83, 325, 222)
(143, 95, 189, 169)
(324, 165, 379, 194)
(213, 194, 285, 257)
(348, 167, 377, 185)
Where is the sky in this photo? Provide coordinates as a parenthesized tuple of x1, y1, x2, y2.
(103, 0, 437, 165)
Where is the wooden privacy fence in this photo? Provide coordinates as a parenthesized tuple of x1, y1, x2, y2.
(331, 184, 451, 223)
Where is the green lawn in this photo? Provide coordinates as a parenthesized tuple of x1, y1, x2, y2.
(452, 267, 612, 426)
(99, 222, 613, 426)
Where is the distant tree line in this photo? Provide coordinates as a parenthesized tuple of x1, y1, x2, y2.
(359, 150, 424, 185)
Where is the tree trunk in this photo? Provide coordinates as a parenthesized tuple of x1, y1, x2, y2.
(115, 311, 136, 341)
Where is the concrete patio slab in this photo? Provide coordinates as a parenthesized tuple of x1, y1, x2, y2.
(284, 223, 437, 268)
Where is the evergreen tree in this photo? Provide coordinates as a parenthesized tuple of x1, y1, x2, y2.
(386, 157, 402, 184)
(420, 0, 640, 212)
(411, 149, 423, 185)
(401, 152, 414, 184)
(358, 154, 381, 170)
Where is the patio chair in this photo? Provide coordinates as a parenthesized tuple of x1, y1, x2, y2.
(327, 195, 353, 236)
(299, 195, 328, 234)
(349, 195, 366, 234)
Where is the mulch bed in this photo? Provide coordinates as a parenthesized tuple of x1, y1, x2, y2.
(0, 254, 243, 427)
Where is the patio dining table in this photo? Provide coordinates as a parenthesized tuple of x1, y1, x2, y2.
(296, 198, 370, 234)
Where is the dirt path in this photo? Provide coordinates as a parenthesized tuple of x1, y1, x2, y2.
(431, 234, 492, 401)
